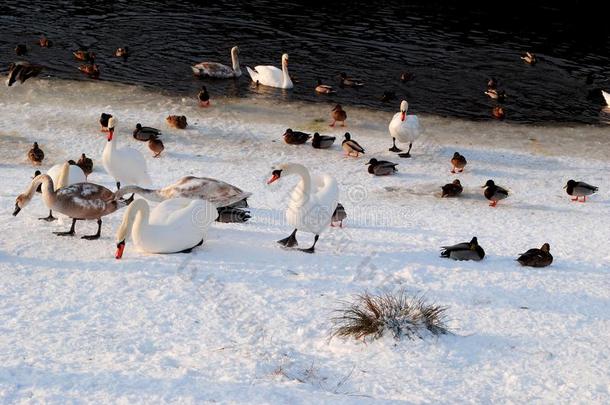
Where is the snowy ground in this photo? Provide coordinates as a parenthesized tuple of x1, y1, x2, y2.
(1, 79, 609, 404)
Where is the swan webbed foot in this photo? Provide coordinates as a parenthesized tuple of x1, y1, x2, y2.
(389, 146, 402, 153)
(54, 218, 77, 236)
(81, 234, 100, 240)
(81, 219, 102, 240)
(299, 234, 319, 254)
(39, 210, 57, 222)
(278, 229, 298, 248)
(398, 152, 412, 158)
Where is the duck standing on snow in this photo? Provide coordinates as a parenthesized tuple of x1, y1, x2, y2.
(564, 180, 598, 202)
(192, 46, 241, 78)
(366, 158, 398, 176)
(388, 100, 423, 158)
(315, 79, 335, 94)
(102, 117, 151, 190)
(148, 137, 164, 157)
(441, 237, 485, 261)
(451, 152, 467, 173)
(267, 163, 339, 253)
(312, 133, 336, 149)
(517, 243, 553, 267)
(441, 179, 463, 198)
(28, 142, 44, 165)
(246, 53, 293, 89)
(100, 113, 113, 132)
(339, 72, 364, 87)
(166, 115, 188, 129)
(14, 163, 125, 239)
(331, 203, 347, 227)
(7, 62, 43, 86)
(76, 153, 93, 178)
(33, 162, 87, 221)
(198, 86, 210, 107)
(283, 128, 311, 145)
(114, 176, 252, 223)
(133, 123, 162, 141)
(483, 179, 509, 207)
(330, 104, 347, 127)
(115, 198, 218, 259)
(342, 133, 365, 157)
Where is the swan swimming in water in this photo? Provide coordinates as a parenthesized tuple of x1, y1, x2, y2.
(246, 53, 293, 89)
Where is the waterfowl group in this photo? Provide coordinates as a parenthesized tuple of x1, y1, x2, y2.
(283, 129, 311, 145)
(366, 158, 398, 176)
(28, 142, 44, 165)
(330, 104, 347, 127)
(441, 237, 485, 261)
(341, 133, 365, 157)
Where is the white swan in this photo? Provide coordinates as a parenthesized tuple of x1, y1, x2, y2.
(267, 163, 338, 253)
(602, 90, 610, 106)
(115, 198, 218, 259)
(388, 100, 424, 158)
(246, 53, 293, 89)
(191, 46, 242, 78)
(102, 117, 151, 190)
(34, 162, 87, 221)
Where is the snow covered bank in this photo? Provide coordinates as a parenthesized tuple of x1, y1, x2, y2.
(1, 79, 609, 403)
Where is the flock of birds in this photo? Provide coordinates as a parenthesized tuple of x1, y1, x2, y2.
(6, 38, 606, 266)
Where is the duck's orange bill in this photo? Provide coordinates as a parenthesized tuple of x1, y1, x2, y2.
(107, 130, 114, 141)
(401, 112, 406, 121)
(115, 240, 125, 259)
(267, 174, 280, 184)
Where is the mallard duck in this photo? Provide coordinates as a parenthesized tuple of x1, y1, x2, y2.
(114, 47, 128, 58)
(198, 86, 210, 107)
(451, 152, 467, 173)
(28, 142, 44, 165)
(492, 106, 505, 120)
(7, 62, 43, 87)
(15, 44, 27, 56)
(441, 237, 485, 261)
(483, 179, 509, 207)
(484, 89, 506, 101)
(166, 115, 187, 129)
(380, 91, 396, 102)
(76, 153, 93, 177)
(366, 158, 397, 176)
(517, 243, 553, 267)
(330, 104, 347, 127)
(339, 72, 364, 87)
(79, 63, 100, 78)
(133, 123, 162, 141)
(341, 133, 365, 157)
(100, 113, 113, 132)
(487, 78, 498, 90)
(38, 35, 52, 48)
(521, 52, 537, 65)
(311, 132, 336, 149)
(149, 138, 164, 158)
(441, 179, 463, 197)
(564, 180, 598, 202)
(315, 79, 336, 94)
(331, 203, 347, 227)
(283, 128, 311, 145)
(73, 50, 95, 61)
(400, 72, 414, 82)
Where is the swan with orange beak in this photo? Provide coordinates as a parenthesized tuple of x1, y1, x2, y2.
(388, 99, 424, 158)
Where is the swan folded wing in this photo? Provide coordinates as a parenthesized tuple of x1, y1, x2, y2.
(58, 183, 115, 201)
(249, 65, 283, 85)
(164, 177, 251, 207)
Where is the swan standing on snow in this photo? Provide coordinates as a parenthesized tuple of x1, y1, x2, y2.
(102, 117, 151, 190)
(33, 162, 87, 221)
(267, 163, 338, 253)
(389, 100, 423, 158)
(115, 198, 218, 259)
(13, 163, 124, 239)
(191, 46, 242, 79)
(246, 53, 293, 89)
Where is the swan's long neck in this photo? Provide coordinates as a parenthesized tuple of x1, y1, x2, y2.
(56, 162, 70, 190)
(31, 174, 58, 208)
(115, 186, 165, 202)
(231, 50, 241, 75)
(289, 165, 312, 206)
(282, 61, 291, 88)
(116, 199, 150, 242)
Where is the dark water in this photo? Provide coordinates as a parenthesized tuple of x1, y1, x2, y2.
(1, 0, 609, 124)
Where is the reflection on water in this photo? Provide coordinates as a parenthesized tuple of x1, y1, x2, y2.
(0, 0, 608, 124)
